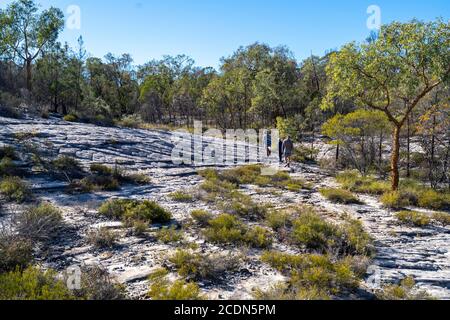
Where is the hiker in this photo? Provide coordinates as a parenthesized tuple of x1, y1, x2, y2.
(266, 132, 272, 157)
(278, 138, 284, 163)
(282, 136, 294, 168)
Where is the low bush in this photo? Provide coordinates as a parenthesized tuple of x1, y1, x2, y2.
(169, 191, 194, 203)
(395, 211, 431, 227)
(336, 171, 390, 195)
(0, 234, 33, 273)
(169, 250, 241, 281)
(0, 267, 74, 300)
(0, 157, 17, 176)
(265, 210, 293, 231)
(0, 146, 17, 160)
(63, 114, 78, 122)
(147, 268, 204, 300)
(15, 203, 64, 242)
(117, 114, 143, 128)
(52, 155, 84, 179)
(132, 220, 149, 237)
(90, 163, 113, 176)
(191, 210, 214, 227)
(204, 214, 272, 248)
(417, 190, 450, 211)
(320, 188, 361, 204)
(219, 194, 268, 221)
(98, 199, 172, 224)
(376, 276, 432, 300)
(73, 175, 120, 192)
(69, 265, 126, 300)
(432, 212, 450, 227)
(0, 176, 31, 203)
(87, 228, 118, 249)
(155, 226, 184, 244)
(380, 191, 410, 209)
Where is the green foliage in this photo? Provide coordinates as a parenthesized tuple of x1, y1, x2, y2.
(380, 191, 410, 209)
(219, 193, 268, 221)
(98, 199, 172, 224)
(169, 191, 194, 203)
(87, 228, 118, 249)
(190, 210, 214, 227)
(432, 212, 450, 227)
(395, 211, 431, 227)
(320, 188, 361, 204)
(132, 220, 149, 237)
(52, 155, 84, 179)
(0, 267, 74, 300)
(0, 176, 31, 203)
(376, 277, 432, 300)
(0, 157, 17, 176)
(73, 175, 120, 192)
(0, 235, 33, 273)
(265, 210, 293, 231)
(147, 268, 204, 300)
(204, 214, 272, 248)
(336, 171, 390, 195)
(117, 114, 143, 128)
(63, 114, 78, 122)
(156, 226, 184, 244)
(261, 251, 362, 298)
(417, 189, 450, 211)
(16, 202, 64, 242)
(169, 250, 240, 281)
(0, 146, 17, 160)
(90, 163, 113, 176)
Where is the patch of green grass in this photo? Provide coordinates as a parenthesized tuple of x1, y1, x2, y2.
(395, 211, 431, 227)
(218, 193, 268, 221)
(204, 214, 272, 248)
(169, 191, 194, 203)
(0, 176, 31, 203)
(0, 267, 75, 300)
(63, 114, 78, 122)
(190, 210, 214, 227)
(156, 226, 184, 244)
(336, 171, 390, 195)
(98, 199, 172, 225)
(71, 175, 120, 192)
(320, 188, 361, 204)
(87, 228, 118, 249)
(265, 210, 293, 231)
(376, 276, 432, 300)
(169, 250, 241, 281)
(380, 191, 411, 209)
(432, 212, 450, 227)
(147, 268, 204, 300)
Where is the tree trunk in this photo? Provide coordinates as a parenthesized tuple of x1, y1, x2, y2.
(26, 58, 32, 91)
(391, 126, 401, 191)
(406, 115, 411, 178)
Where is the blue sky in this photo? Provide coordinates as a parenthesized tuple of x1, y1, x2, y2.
(1, 0, 449, 68)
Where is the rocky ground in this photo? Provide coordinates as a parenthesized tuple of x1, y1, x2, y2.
(0, 115, 449, 300)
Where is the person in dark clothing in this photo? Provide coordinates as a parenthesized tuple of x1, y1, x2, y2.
(266, 132, 272, 157)
(278, 139, 284, 163)
(282, 136, 294, 168)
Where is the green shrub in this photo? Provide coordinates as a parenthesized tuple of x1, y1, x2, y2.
(291, 211, 339, 252)
(52, 155, 84, 179)
(0, 146, 17, 160)
(204, 214, 272, 248)
(69, 265, 126, 300)
(418, 190, 449, 211)
(148, 268, 204, 300)
(169, 250, 240, 281)
(432, 212, 450, 227)
(63, 114, 78, 122)
(73, 175, 120, 192)
(169, 191, 194, 203)
(117, 114, 143, 128)
(265, 210, 293, 231)
(336, 171, 391, 195)
(381, 191, 410, 209)
(132, 220, 149, 237)
(376, 276, 432, 300)
(98, 199, 172, 224)
(320, 188, 361, 204)
(16, 203, 64, 242)
(156, 226, 184, 244)
(219, 194, 268, 220)
(0, 234, 33, 273)
(123, 173, 151, 185)
(0, 176, 31, 203)
(261, 251, 360, 297)
(90, 163, 113, 176)
(87, 228, 118, 249)
(0, 157, 17, 176)
(191, 210, 214, 227)
(0, 267, 74, 300)
(339, 217, 374, 256)
(395, 211, 431, 227)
